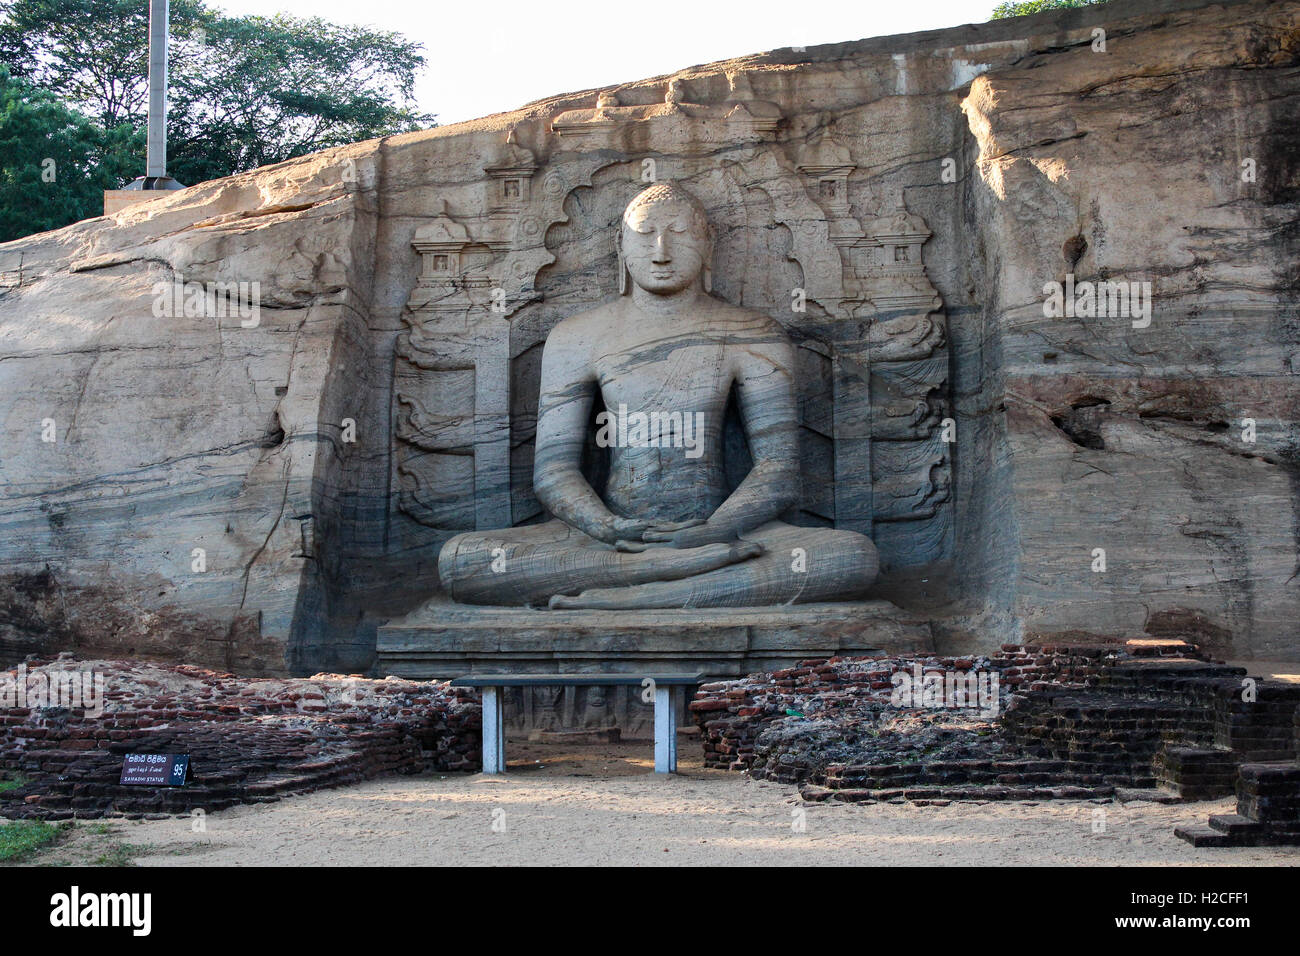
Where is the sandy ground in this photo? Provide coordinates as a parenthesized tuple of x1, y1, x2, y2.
(32, 739, 1292, 866)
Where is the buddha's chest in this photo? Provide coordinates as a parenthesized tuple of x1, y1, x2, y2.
(593, 337, 731, 413)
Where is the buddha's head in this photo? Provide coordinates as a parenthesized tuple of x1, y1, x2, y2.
(618, 181, 712, 296)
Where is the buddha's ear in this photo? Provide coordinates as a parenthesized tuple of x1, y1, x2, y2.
(616, 231, 630, 295)
(701, 230, 714, 293)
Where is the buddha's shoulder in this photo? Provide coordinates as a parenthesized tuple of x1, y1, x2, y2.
(545, 297, 788, 340)
(545, 301, 621, 342)
(705, 299, 791, 339)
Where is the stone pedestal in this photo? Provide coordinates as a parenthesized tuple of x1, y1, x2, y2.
(102, 190, 168, 215)
(378, 598, 930, 676)
(376, 599, 932, 735)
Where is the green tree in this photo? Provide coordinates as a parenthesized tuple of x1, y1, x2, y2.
(0, 0, 433, 234)
(165, 13, 432, 185)
(991, 0, 1108, 18)
(0, 66, 141, 242)
(0, 0, 208, 128)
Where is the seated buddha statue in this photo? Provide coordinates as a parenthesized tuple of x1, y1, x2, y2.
(437, 181, 877, 609)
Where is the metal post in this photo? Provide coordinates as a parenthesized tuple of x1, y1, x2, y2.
(109, 0, 182, 208)
(481, 686, 506, 774)
(146, 0, 169, 180)
(654, 685, 678, 773)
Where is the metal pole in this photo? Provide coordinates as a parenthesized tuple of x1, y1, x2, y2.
(145, 0, 168, 180)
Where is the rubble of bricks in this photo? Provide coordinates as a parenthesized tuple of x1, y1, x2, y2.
(0, 656, 481, 820)
(690, 643, 1137, 781)
(690, 640, 1300, 819)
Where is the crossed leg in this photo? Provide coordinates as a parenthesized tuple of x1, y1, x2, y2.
(546, 521, 878, 609)
(438, 519, 763, 607)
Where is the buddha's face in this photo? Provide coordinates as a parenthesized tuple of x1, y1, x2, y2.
(621, 199, 709, 296)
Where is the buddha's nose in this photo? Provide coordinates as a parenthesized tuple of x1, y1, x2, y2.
(652, 232, 671, 263)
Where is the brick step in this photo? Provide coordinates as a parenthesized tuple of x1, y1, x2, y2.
(1174, 825, 1245, 847)
(1207, 813, 1257, 834)
(1122, 639, 1202, 657)
(802, 783, 1115, 803)
(1159, 746, 1239, 766)
(1221, 748, 1296, 762)
(1114, 787, 1184, 803)
(0, 750, 441, 820)
(822, 758, 1098, 790)
(1100, 659, 1245, 677)
(1170, 784, 1237, 800)
(1239, 761, 1300, 785)
(1157, 747, 1242, 798)
(1014, 696, 1196, 716)
(1175, 820, 1300, 847)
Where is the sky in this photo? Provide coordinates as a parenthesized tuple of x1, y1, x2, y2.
(209, 0, 1001, 126)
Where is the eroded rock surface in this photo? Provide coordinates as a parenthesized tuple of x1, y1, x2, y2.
(0, 0, 1295, 672)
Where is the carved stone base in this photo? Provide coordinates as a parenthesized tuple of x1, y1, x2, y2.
(375, 599, 932, 735)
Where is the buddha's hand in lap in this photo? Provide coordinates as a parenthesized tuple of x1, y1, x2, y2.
(600, 516, 706, 541)
(595, 515, 657, 544)
(643, 519, 745, 550)
(615, 519, 763, 555)
(605, 517, 700, 550)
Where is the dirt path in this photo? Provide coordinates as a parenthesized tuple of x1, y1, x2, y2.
(49, 741, 1293, 866)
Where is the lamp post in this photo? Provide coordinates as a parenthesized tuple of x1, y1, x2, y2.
(124, 0, 184, 192)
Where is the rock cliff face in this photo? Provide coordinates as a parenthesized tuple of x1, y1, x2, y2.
(0, 0, 1295, 674)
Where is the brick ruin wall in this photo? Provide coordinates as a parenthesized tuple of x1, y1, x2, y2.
(0, 657, 480, 820)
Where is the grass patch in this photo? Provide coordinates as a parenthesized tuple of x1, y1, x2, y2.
(0, 820, 145, 867)
(0, 774, 29, 796)
(0, 819, 61, 862)
(90, 842, 142, 867)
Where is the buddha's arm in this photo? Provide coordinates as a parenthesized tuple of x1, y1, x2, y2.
(711, 331, 801, 533)
(532, 325, 627, 544)
(644, 322, 800, 547)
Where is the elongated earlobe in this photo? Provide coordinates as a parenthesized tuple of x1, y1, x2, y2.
(701, 226, 714, 293)
(618, 250, 629, 295)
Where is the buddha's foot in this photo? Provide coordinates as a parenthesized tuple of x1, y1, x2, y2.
(547, 540, 763, 610)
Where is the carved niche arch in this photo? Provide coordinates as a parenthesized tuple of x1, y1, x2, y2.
(394, 124, 953, 572)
